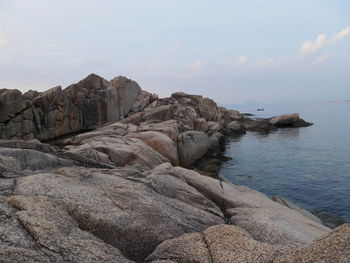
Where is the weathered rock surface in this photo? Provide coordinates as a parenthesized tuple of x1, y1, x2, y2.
(0, 74, 142, 141)
(177, 131, 210, 167)
(126, 131, 179, 166)
(226, 120, 245, 135)
(274, 224, 350, 263)
(269, 113, 313, 128)
(147, 223, 350, 263)
(0, 89, 27, 123)
(147, 224, 281, 263)
(272, 196, 323, 225)
(2, 164, 224, 262)
(0, 139, 56, 153)
(0, 73, 332, 263)
(129, 90, 158, 115)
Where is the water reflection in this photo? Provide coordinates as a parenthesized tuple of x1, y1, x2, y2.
(220, 102, 350, 222)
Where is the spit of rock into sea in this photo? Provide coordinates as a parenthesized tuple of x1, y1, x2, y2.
(0, 74, 349, 263)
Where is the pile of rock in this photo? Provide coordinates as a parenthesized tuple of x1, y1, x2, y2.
(0, 74, 152, 141)
(0, 74, 347, 263)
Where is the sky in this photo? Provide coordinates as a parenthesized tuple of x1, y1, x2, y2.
(0, 0, 349, 105)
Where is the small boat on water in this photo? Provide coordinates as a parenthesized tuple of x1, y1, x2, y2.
(257, 108, 264, 111)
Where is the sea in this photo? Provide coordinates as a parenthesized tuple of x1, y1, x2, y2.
(220, 101, 350, 223)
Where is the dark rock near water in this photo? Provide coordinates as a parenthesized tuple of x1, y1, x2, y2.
(269, 113, 313, 128)
(226, 120, 246, 135)
(312, 211, 347, 229)
(241, 113, 312, 133)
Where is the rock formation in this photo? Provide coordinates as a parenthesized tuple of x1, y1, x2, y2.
(1, 74, 348, 263)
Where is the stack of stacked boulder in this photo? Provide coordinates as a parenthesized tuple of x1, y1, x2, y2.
(0, 74, 348, 263)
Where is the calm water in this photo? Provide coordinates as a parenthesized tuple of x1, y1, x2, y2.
(220, 102, 350, 222)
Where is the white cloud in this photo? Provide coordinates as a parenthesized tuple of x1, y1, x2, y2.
(331, 27, 350, 43)
(257, 58, 273, 68)
(189, 60, 203, 71)
(234, 56, 247, 66)
(309, 53, 332, 67)
(298, 26, 350, 57)
(0, 27, 9, 48)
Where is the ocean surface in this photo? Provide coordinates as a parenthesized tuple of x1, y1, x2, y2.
(220, 101, 350, 222)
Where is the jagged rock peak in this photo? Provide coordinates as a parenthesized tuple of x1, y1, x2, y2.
(0, 74, 144, 141)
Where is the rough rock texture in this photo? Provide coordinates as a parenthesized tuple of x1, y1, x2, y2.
(269, 113, 313, 128)
(0, 74, 142, 141)
(145, 232, 212, 262)
(126, 131, 179, 166)
(129, 90, 159, 115)
(0, 89, 27, 123)
(2, 164, 225, 262)
(274, 224, 350, 263)
(272, 196, 323, 225)
(0, 147, 76, 178)
(148, 223, 350, 263)
(147, 224, 281, 263)
(177, 131, 210, 167)
(226, 120, 245, 135)
(0, 139, 56, 153)
(0, 74, 331, 263)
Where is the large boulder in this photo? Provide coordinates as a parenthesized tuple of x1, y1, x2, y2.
(0, 148, 75, 178)
(173, 105, 198, 128)
(0, 89, 27, 123)
(274, 224, 350, 263)
(226, 121, 245, 135)
(7, 195, 132, 263)
(196, 97, 218, 121)
(193, 118, 208, 132)
(66, 135, 168, 170)
(208, 132, 224, 153)
(142, 105, 176, 123)
(170, 92, 218, 122)
(126, 131, 179, 166)
(207, 121, 225, 136)
(128, 90, 158, 115)
(147, 224, 280, 263)
(110, 76, 142, 119)
(0, 139, 56, 153)
(241, 118, 277, 132)
(159, 164, 331, 252)
(177, 131, 210, 167)
(146, 232, 212, 263)
(8, 165, 224, 262)
(0, 89, 39, 140)
(139, 120, 184, 142)
(268, 113, 312, 128)
(216, 107, 241, 124)
(0, 74, 142, 141)
(269, 113, 300, 126)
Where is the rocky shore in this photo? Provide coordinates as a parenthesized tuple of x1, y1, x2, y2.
(0, 74, 348, 262)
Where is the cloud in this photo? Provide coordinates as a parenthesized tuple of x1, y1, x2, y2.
(257, 58, 273, 68)
(189, 60, 203, 71)
(309, 53, 332, 67)
(298, 26, 350, 56)
(0, 27, 9, 47)
(331, 27, 350, 43)
(234, 56, 247, 66)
